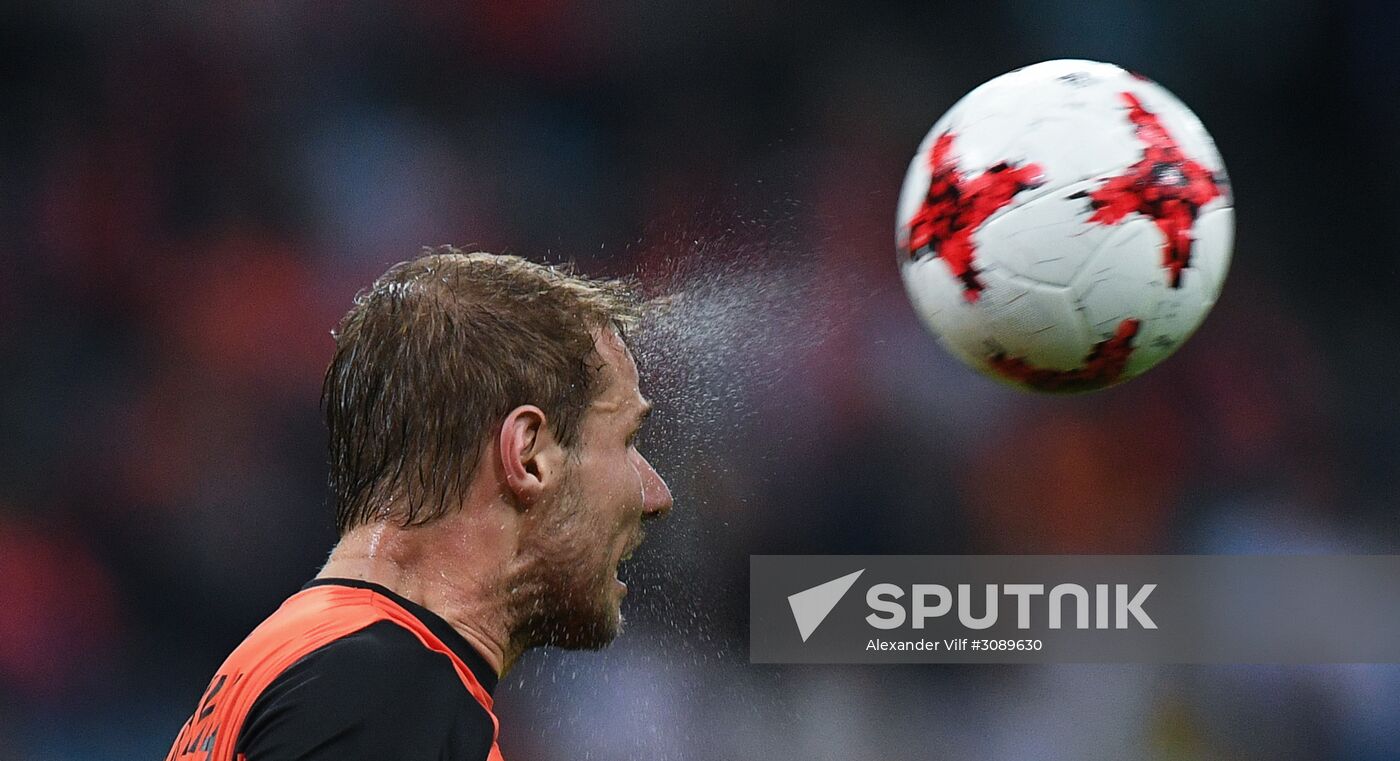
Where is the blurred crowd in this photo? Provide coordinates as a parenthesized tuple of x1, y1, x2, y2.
(2, 1, 1399, 759)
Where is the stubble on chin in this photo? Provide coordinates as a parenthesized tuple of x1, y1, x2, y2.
(506, 562, 620, 652)
(505, 489, 622, 652)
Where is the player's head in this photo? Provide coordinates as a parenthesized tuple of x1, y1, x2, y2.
(504, 326, 673, 649)
(323, 248, 672, 650)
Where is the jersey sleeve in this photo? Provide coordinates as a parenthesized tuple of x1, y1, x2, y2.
(235, 620, 496, 761)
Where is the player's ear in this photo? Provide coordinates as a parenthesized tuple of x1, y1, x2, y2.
(499, 405, 563, 507)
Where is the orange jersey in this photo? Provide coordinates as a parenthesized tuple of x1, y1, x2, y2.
(166, 580, 504, 761)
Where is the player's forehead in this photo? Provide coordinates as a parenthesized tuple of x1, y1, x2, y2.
(589, 328, 648, 418)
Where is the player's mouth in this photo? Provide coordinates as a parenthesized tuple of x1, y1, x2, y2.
(613, 531, 646, 593)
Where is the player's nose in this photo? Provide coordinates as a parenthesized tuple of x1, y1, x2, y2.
(638, 454, 673, 519)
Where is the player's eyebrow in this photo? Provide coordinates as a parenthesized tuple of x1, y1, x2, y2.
(635, 400, 653, 425)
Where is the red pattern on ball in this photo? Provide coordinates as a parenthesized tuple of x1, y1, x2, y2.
(905, 132, 1045, 302)
(1072, 92, 1223, 288)
(987, 318, 1141, 392)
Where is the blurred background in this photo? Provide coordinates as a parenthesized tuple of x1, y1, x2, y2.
(3, 1, 1399, 759)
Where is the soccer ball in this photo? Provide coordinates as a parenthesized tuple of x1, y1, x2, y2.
(896, 59, 1233, 393)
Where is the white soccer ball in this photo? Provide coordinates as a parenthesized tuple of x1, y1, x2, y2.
(896, 59, 1233, 393)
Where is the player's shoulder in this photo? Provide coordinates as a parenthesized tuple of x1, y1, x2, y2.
(237, 619, 496, 760)
(280, 616, 473, 693)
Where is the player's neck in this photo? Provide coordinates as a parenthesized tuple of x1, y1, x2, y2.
(319, 520, 514, 677)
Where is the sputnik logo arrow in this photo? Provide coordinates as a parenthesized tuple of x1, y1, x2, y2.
(788, 569, 865, 642)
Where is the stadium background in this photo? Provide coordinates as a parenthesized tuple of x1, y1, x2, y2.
(3, 2, 1399, 759)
